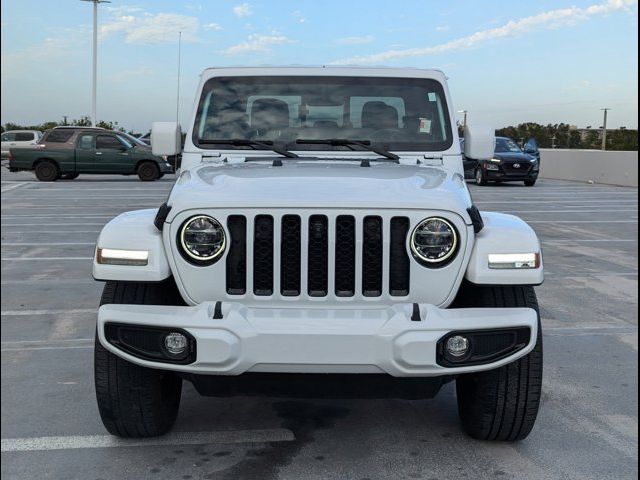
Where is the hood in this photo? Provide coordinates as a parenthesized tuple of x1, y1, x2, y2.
(167, 160, 473, 219)
(494, 152, 535, 162)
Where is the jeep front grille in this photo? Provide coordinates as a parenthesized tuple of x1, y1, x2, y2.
(225, 213, 411, 299)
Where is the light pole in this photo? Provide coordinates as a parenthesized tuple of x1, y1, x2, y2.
(457, 110, 468, 128)
(601, 108, 610, 150)
(81, 0, 110, 127)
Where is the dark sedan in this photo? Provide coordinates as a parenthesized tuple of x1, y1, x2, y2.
(464, 137, 540, 186)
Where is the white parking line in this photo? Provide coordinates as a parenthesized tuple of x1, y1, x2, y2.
(476, 200, 637, 204)
(2, 230, 101, 235)
(527, 220, 638, 224)
(1, 243, 95, 246)
(0, 429, 295, 452)
(1, 205, 157, 209)
(2, 215, 114, 218)
(1, 309, 95, 316)
(1, 345, 93, 352)
(502, 209, 638, 214)
(1, 257, 93, 261)
(544, 239, 637, 243)
(1, 183, 29, 193)
(2, 223, 106, 226)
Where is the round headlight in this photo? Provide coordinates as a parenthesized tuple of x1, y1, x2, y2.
(179, 215, 226, 264)
(410, 217, 458, 266)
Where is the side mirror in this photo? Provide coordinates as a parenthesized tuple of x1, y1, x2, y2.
(151, 122, 182, 156)
(463, 124, 495, 160)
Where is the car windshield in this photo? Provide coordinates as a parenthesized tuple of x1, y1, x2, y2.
(121, 132, 147, 147)
(193, 76, 453, 152)
(495, 138, 522, 153)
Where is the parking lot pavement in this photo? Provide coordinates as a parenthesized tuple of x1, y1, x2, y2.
(1, 169, 637, 480)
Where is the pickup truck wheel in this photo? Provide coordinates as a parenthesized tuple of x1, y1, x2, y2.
(455, 285, 543, 441)
(94, 280, 184, 437)
(35, 160, 59, 182)
(137, 161, 160, 181)
(474, 167, 488, 186)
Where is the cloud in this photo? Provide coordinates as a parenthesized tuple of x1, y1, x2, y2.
(100, 12, 199, 44)
(436, 25, 450, 32)
(233, 3, 252, 17)
(221, 33, 293, 55)
(204, 22, 222, 31)
(334, 35, 375, 45)
(292, 10, 306, 23)
(1, 28, 89, 79)
(332, 0, 638, 64)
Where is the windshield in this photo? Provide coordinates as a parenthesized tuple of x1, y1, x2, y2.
(121, 132, 147, 147)
(495, 138, 522, 153)
(193, 76, 453, 152)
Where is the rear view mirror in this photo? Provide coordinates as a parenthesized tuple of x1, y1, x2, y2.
(464, 125, 495, 160)
(151, 122, 182, 156)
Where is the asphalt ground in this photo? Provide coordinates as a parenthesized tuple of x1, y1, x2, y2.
(1, 168, 637, 480)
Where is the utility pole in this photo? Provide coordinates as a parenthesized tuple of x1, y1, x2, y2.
(81, 0, 110, 127)
(176, 31, 182, 125)
(601, 108, 610, 150)
(457, 110, 468, 128)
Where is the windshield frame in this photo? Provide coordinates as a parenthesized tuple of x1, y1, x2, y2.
(191, 75, 454, 153)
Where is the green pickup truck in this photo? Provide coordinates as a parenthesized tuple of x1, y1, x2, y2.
(8, 128, 173, 181)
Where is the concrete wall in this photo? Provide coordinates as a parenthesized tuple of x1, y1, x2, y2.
(539, 149, 638, 187)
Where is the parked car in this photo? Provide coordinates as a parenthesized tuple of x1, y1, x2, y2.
(9, 129, 173, 181)
(92, 66, 544, 441)
(1, 130, 42, 158)
(463, 136, 540, 186)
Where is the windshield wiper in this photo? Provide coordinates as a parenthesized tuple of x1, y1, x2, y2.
(199, 139, 298, 158)
(295, 139, 399, 161)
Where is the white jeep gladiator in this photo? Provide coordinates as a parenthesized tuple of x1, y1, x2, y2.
(93, 67, 543, 441)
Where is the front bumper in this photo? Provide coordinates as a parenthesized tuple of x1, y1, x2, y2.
(486, 167, 538, 181)
(98, 302, 538, 377)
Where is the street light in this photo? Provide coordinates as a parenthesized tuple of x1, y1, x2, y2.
(457, 110, 468, 128)
(600, 108, 610, 151)
(81, 0, 111, 127)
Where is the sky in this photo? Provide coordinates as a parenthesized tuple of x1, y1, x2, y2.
(1, 0, 638, 132)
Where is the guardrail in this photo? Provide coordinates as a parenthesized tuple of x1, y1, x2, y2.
(539, 149, 638, 187)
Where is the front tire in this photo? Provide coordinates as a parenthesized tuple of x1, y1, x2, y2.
(475, 167, 488, 186)
(137, 161, 160, 181)
(524, 179, 537, 187)
(454, 284, 543, 441)
(94, 280, 184, 437)
(34, 160, 59, 181)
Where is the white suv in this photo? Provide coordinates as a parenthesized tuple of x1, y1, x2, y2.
(92, 67, 544, 441)
(1, 130, 41, 158)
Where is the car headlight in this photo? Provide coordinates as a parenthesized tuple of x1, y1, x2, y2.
(178, 215, 226, 264)
(489, 158, 501, 163)
(410, 217, 459, 267)
(485, 163, 499, 171)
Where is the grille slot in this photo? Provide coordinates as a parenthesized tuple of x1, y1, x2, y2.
(307, 215, 328, 297)
(362, 216, 383, 297)
(226, 215, 246, 295)
(253, 215, 274, 296)
(389, 217, 410, 296)
(280, 215, 301, 296)
(335, 215, 356, 297)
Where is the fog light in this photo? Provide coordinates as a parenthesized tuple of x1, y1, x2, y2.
(445, 335, 469, 358)
(164, 332, 188, 355)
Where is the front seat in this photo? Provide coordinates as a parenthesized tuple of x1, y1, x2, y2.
(361, 101, 399, 130)
(250, 99, 290, 139)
